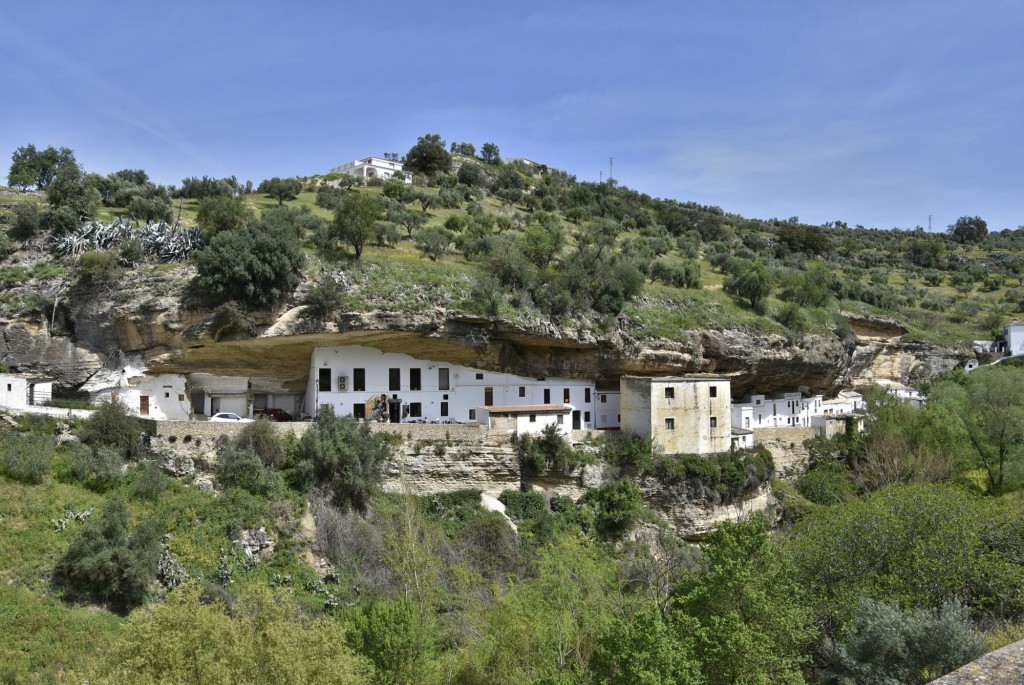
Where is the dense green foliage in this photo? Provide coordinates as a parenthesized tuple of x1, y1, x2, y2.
(77, 397, 145, 460)
(194, 218, 305, 308)
(56, 496, 162, 614)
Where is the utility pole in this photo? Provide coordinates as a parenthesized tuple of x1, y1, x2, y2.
(928, 214, 933, 232)
(599, 170, 603, 183)
(609, 157, 614, 184)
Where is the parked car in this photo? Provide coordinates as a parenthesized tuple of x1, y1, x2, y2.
(209, 412, 253, 422)
(255, 408, 293, 422)
(404, 417, 429, 424)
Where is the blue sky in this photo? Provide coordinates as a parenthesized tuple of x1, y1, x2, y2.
(2, 1, 1021, 231)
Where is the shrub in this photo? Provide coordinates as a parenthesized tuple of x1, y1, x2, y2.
(599, 432, 653, 473)
(821, 599, 986, 685)
(217, 446, 286, 498)
(513, 424, 585, 475)
(580, 479, 645, 541)
(67, 443, 124, 490)
(233, 417, 287, 468)
(194, 221, 305, 309)
(78, 250, 119, 284)
(131, 462, 169, 500)
(795, 460, 854, 505)
(304, 276, 345, 318)
(77, 397, 144, 459)
(56, 496, 162, 614)
(774, 302, 810, 336)
(498, 490, 548, 522)
(291, 407, 392, 513)
(650, 447, 774, 504)
(0, 431, 54, 484)
(10, 202, 42, 240)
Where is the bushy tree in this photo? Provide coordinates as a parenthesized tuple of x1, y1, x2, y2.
(948, 215, 988, 244)
(10, 202, 42, 240)
(293, 407, 392, 513)
(196, 196, 253, 237)
(403, 133, 451, 176)
(672, 518, 815, 685)
(725, 261, 775, 311)
(89, 584, 371, 683)
(194, 220, 305, 308)
(56, 496, 162, 614)
(128, 194, 173, 223)
(77, 397, 144, 460)
(331, 192, 384, 259)
(315, 184, 347, 210)
(414, 226, 452, 261)
(821, 599, 986, 685)
(258, 177, 303, 205)
(176, 175, 237, 199)
(7, 144, 74, 190)
(479, 142, 501, 164)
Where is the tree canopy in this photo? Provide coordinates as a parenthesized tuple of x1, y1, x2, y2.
(404, 133, 452, 176)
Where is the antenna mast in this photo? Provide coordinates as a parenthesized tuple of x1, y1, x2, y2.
(609, 157, 614, 183)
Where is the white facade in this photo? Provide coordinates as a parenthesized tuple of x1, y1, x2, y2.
(731, 390, 824, 430)
(307, 345, 598, 428)
(620, 375, 733, 455)
(92, 374, 192, 421)
(329, 157, 412, 184)
(594, 390, 620, 430)
(478, 405, 573, 436)
(0, 374, 29, 411)
(1006, 323, 1024, 356)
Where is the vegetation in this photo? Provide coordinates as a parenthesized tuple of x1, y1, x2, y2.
(7, 135, 1024, 682)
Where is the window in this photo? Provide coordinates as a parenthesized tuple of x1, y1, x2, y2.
(353, 368, 365, 392)
(543, 388, 551, 404)
(475, 372, 484, 380)
(353, 404, 365, 420)
(557, 414, 564, 424)
(164, 392, 170, 398)
(318, 368, 331, 392)
(710, 416, 718, 428)
(529, 414, 536, 423)
(438, 368, 449, 391)
(519, 386, 526, 398)
(468, 409, 476, 420)
(585, 388, 591, 403)
(389, 368, 400, 391)
(584, 411, 591, 422)
(745, 417, 750, 428)
(179, 394, 185, 402)
(6, 384, 11, 392)
(665, 387, 675, 399)
(440, 402, 449, 417)
(665, 417, 675, 431)
(600, 394, 607, 403)
(410, 368, 421, 391)
(710, 386, 718, 398)
(563, 388, 571, 403)
(484, 387, 493, 405)
(408, 402, 422, 418)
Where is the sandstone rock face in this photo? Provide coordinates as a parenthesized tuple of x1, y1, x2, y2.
(642, 481, 775, 540)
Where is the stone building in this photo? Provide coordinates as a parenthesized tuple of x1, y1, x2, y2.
(620, 375, 732, 455)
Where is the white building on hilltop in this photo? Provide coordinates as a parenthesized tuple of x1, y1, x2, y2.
(306, 345, 598, 429)
(329, 157, 412, 184)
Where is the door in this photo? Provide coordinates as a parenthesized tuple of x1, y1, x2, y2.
(572, 410, 581, 430)
(140, 395, 150, 416)
(484, 387, 493, 406)
(389, 401, 400, 423)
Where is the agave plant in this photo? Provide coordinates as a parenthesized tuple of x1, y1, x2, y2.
(50, 219, 204, 262)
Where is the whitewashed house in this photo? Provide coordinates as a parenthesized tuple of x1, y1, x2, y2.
(306, 345, 598, 428)
(478, 404, 574, 436)
(594, 390, 620, 430)
(730, 389, 824, 430)
(0, 374, 29, 411)
(1005, 322, 1024, 356)
(82, 362, 192, 421)
(329, 157, 412, 184)
(620, 375, 732, 455)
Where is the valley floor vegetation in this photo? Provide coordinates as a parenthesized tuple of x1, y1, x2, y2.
(2, 367, 1024, 683)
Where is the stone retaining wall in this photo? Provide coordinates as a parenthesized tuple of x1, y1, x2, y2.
(752, 427, 817, 477)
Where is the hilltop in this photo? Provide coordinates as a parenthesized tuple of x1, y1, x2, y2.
(2, 138, 1001, 396)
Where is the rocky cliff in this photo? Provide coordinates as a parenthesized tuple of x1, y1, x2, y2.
(0, 263, 970, 396)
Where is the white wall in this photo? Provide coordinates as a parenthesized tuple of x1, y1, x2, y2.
(0, 374, 28, 410)
(595, 390, 620, 429)
(307, 345, 598, 427)
(1006, 324, 1024, 355)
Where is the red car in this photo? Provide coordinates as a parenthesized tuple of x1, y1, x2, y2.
(256, 408, 293, 422)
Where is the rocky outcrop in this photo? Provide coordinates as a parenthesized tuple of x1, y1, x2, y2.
(642, 481, 775, 540)
(848, 339, 970, 388)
